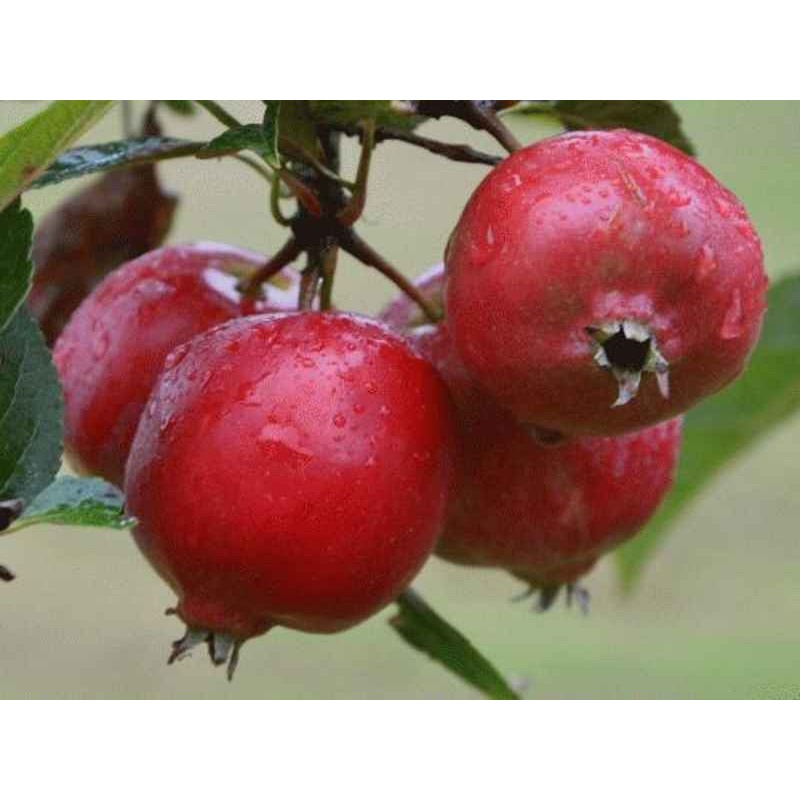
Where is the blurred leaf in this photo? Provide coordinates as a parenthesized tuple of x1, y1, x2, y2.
(309, 101, 421, 130)
(31, 137, 201, 188)
(391, 588, 521, 699)
(0, 100, 114, 211)
(11, 476, 132, 531)
(514, 100, 695, 155)
(0, 308, 62, 505)
(162, 100, 195, 116)
(617, 273, 800, 587)
(0, 201, 34, 332)
(29, 162, 178, 344)
(277, 101, 320, 159)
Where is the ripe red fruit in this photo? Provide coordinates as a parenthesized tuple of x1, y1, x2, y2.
(381, 265, 682, 609)
(54, 244, 299, 487)
(124, 312, 454, 676)
(445, 129, 767, 436)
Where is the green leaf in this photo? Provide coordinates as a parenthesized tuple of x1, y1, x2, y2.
(10, 476, 133, 531)
(0, 100, 114, 211)
(31, 137, 203, 188)
(616, 273, 800, 587)
(0, 201, 34, 332)
(391, 588, 521, 699)
(0, 307, 63, 505)
(197, 122, 280, 168)
(308, 101, 422, 131)
(261, 101, 281, 168)
(514, 100, 695, 155)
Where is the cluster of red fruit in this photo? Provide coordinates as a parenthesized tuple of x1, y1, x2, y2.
(54, 130, 767, 676)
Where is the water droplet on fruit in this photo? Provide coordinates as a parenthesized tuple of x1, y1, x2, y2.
(379, 405, 390, 417)
(353, 403, 365, 414)
(720, 290, 745, 340)
(333, 413, 346, 428)
(696, 244, 718, 279)
(485, 226, 495, 246)
(667, 189, 691, 208)
(164, 344, 189, 370)
(92, 327, 109, 359)
(365, 381, 377, 394)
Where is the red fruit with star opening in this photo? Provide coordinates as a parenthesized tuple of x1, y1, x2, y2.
(124, 312, 455, 676)
(53, 243, 300, 487)
(445, 129, 767, 436)
(382, 264, 682, 608)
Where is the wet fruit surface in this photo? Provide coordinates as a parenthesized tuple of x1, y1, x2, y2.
(54, 243, 299, 486)
(124, 312, 454, 652)
(382, 265, 681, 599)
(445, 129, 767, 435)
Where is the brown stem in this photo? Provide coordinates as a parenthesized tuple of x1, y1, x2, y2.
(278, 168, 322, 217)
(242, 237, 303, 297)
(338, 123, 500, 166)
(319, 246, 339, 311)
(415, 100, 522, 154)
(339, 229, 441, 323)
(337, 119, 376, 225)
(299, 249, 322, 311)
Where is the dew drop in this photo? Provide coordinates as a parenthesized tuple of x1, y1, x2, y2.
(379, 405, 390, 417)
(92, 328, 110, 359)
(164, 344, 189, 370)
(720, 290, 745, 340)
(696, 244, 718, 280)
(333, 413, 346, 428)
(353, 403, 365, 414)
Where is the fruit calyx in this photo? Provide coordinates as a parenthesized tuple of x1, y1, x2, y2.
(585, 319, 670, 407)
(513, 582, 591, 614)
(167, 622, 246, 682)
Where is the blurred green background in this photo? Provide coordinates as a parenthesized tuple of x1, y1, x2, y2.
(1, 101, 798, 699)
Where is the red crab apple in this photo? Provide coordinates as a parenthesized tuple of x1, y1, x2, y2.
(53, 243, 300, 487)
(124, 312, 455, 677)
(382, 264, 682, 610)
(445, 129, 767, 436)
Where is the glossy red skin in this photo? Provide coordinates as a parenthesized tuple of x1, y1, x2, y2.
(381, 266, 681, 587)
(54, 244, 300, 487)
(445, 129, 767, 436)
(124, 312, 455, 639)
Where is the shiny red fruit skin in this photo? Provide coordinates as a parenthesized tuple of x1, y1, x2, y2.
(445, 129, 767, 436)
(124, 312, 455, 639)
(53, 243, 299, 486)
(381, 265, 681, 587)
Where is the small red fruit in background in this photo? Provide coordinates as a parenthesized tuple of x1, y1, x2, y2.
(382, 265, 682, 610)
(445, 129, 767, 436)
(124, 312, 455, 676)
(54, 243, 300, 487)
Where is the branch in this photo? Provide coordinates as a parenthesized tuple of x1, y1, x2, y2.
(195, 100, 242, 129)
(337, 123, 500, 167)
(241, 237, 303, 297)
(415, 101, 522, 154)
(338, 229, 442, 323)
